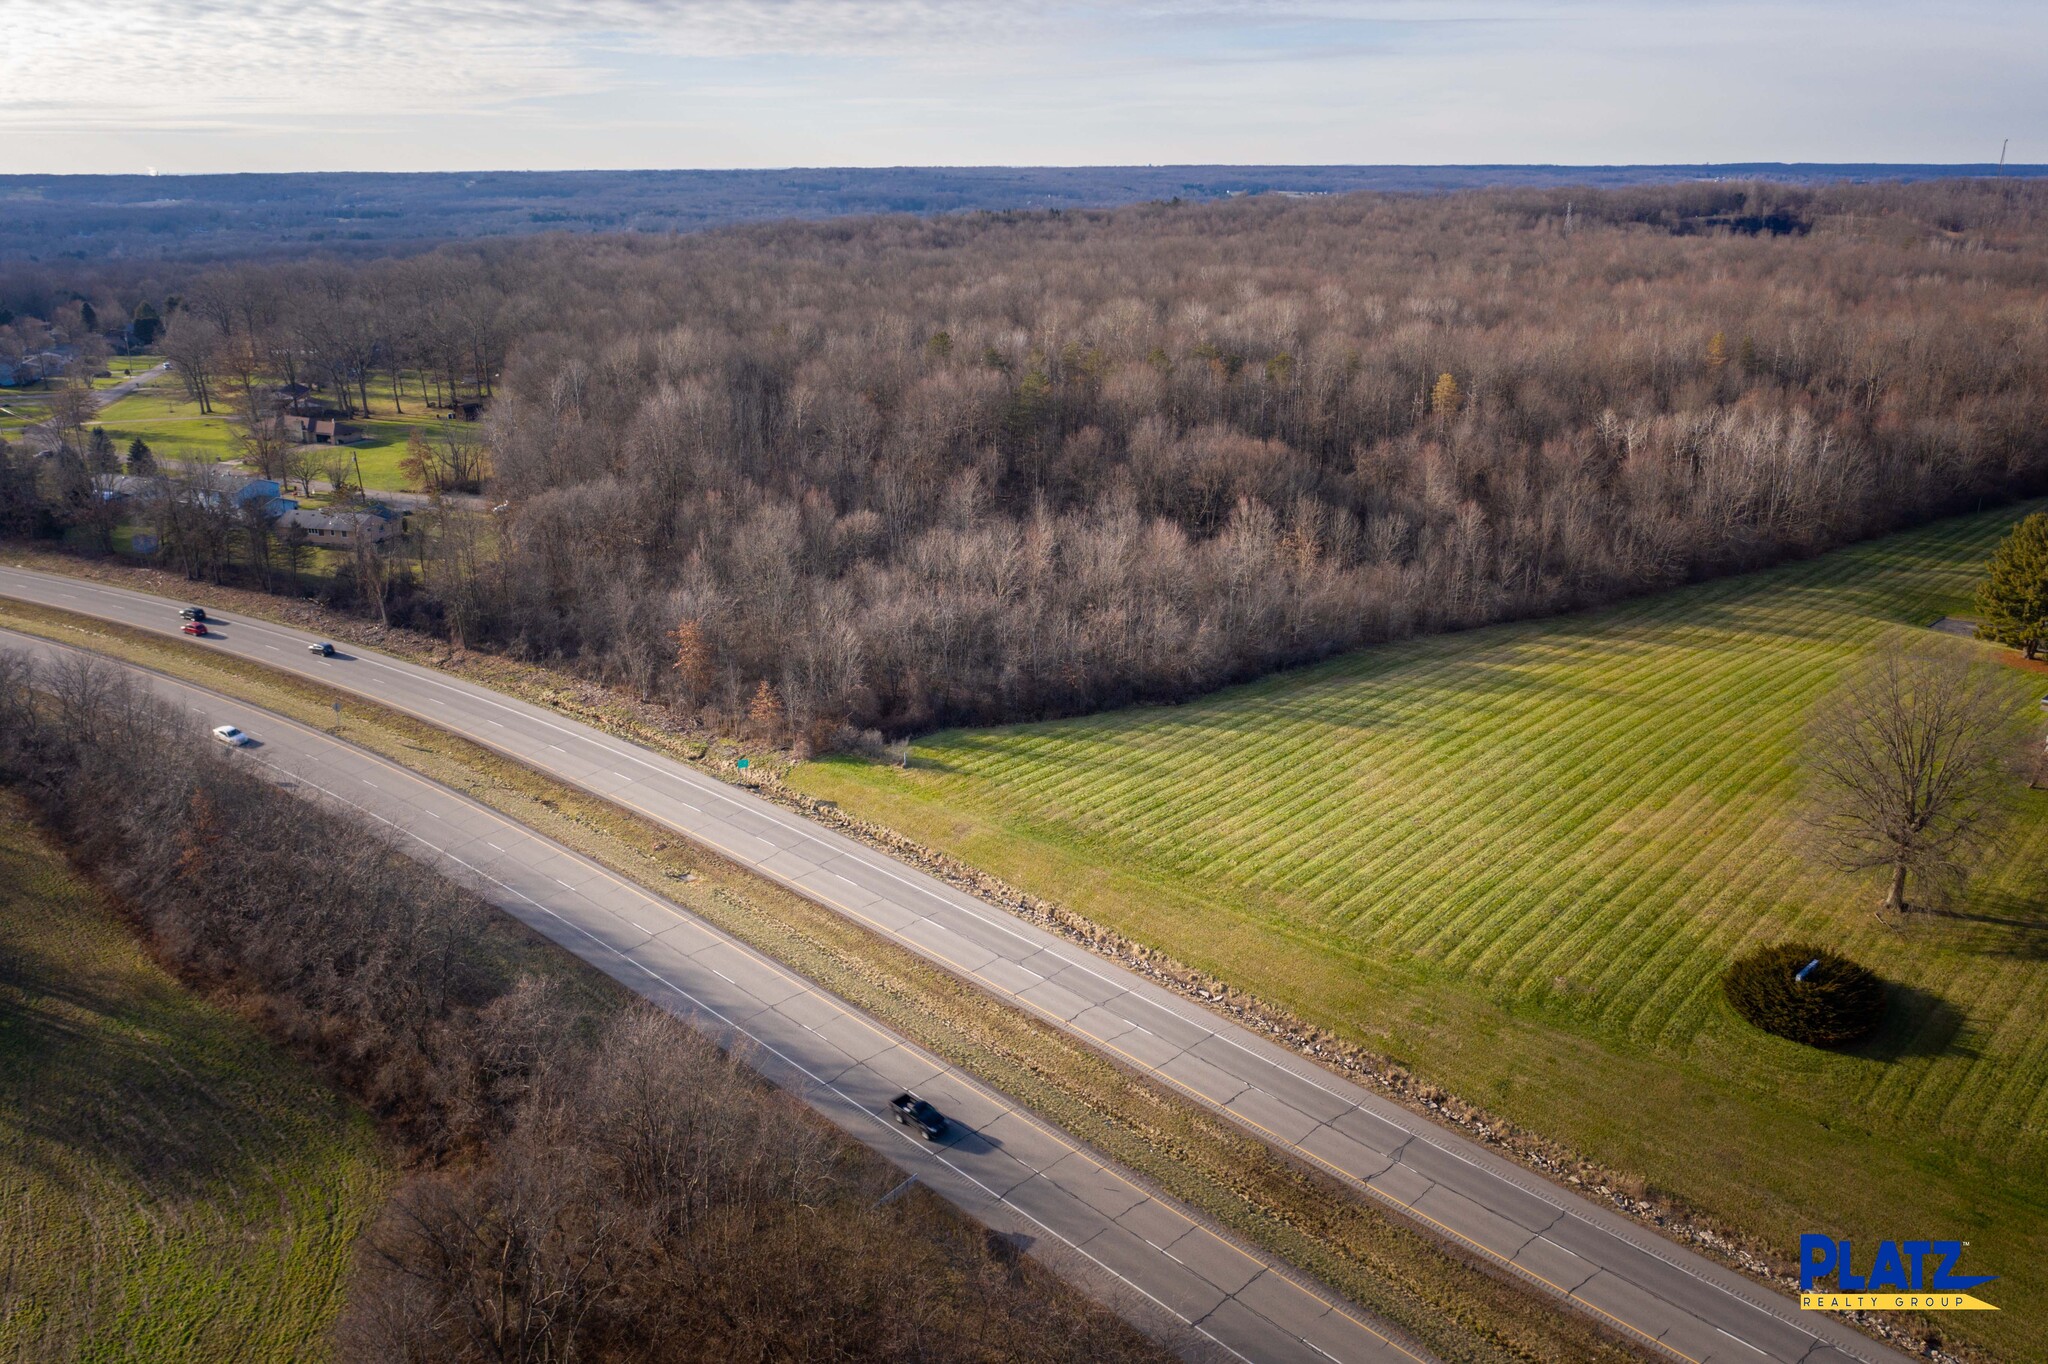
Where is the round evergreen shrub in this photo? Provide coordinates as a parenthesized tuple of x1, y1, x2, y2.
(1721, 942, 1887, 1046)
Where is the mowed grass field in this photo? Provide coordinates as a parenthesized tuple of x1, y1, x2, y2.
(792, 505, 2048, 1358)
(81, 374, 242, 470)
(0, 797, 386, 1362)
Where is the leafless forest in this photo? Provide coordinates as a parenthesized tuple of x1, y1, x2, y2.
(0, 651, 1171, 1363)
(17, 180, 2048, 741)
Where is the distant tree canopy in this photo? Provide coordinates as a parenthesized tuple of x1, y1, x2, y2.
(1975, 513, 2048, 659)
(10, 180, 2048, 744)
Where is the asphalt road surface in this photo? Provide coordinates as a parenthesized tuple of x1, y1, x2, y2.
(0, 626, 1425, 1364)
(13, 362, 169, 444)
(0, 564, 1914, 1364)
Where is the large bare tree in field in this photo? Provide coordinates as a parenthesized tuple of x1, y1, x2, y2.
(1803, 646, 2023, 922)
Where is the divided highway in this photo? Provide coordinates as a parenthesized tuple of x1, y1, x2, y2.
(0, 626, 1420, 1364)
(0, 564, 1912, 1364)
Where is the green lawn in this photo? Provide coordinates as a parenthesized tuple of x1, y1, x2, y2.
(0, 797, 387, 1362)
(791, 505, 2048, 1359)
(91, 404, 459, 495)
(84, 368, 488, 495)
(94, 388, 205, 426)
(4, 364, 464, 491)
(343, 422, 428, 491)
(98, 419, 240, 465)
(93, 357, 166, 388)
(92, 377, 238, 468)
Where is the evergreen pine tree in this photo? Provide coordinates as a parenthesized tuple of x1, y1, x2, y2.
(131, 301, 163, 347)
(1975, 512, 2048, 659)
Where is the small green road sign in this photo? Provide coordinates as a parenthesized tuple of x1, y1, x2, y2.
(735, 757, 750, 770)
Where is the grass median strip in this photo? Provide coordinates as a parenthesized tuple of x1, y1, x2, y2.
(0, 594, 1647, 1364)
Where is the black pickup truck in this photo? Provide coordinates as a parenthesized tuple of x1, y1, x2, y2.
(890, 1092, 948, 1140)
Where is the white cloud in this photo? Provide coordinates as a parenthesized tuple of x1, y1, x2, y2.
(3, 1, 2042, 172)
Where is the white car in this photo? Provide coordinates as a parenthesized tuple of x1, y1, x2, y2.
(212, 725, 253, 747)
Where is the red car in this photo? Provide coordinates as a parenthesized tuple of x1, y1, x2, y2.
(181, 621, 209, 637)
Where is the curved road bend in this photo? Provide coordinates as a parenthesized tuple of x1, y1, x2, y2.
(0, 628, 1424, 1364)
(0, 565, 1911, 1364)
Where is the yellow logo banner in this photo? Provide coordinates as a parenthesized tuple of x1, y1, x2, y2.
(1801, 1292, 1997, 1312)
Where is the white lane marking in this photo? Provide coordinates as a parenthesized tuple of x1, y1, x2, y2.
(361, 778, 379, 789)
(486, 841, 506, 852)
(711, 968, 735, 983)
(231, 745, 1236, 1341)
(556, 877, 576, 890)
(9, 583, 1842, 1358)
(0, 573, 1832, 1361)
(629, 921, 650, 935)
(1123, 1020, 1152, 1036)
(1142, 1237, 1185, 1266)
(1716, 1328, 1768, 1355)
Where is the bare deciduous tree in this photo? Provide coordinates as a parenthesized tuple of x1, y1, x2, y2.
(16, 181, 2048, 745)
(0, 645, 1172, 1364)
(1803, 645, 2025, 921)
(225, 376, 295, 482)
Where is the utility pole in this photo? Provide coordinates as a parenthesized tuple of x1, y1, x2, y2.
(1998, 139, 2009, 176)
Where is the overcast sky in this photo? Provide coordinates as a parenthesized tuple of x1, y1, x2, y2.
(5, 1, 2040, 175)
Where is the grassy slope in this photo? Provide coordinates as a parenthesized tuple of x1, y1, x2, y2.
(0, 797, 386, 1363)
(790, 505, 2048, 1359)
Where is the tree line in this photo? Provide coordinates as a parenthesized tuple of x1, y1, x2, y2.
(10, 178, 2048, 744)
(0, 649, 1172, 1363)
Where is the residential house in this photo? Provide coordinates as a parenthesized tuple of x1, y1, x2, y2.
(278, 507, 402, 548)
(285, 414, 365, 445)
(94, 473, 165, 502)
